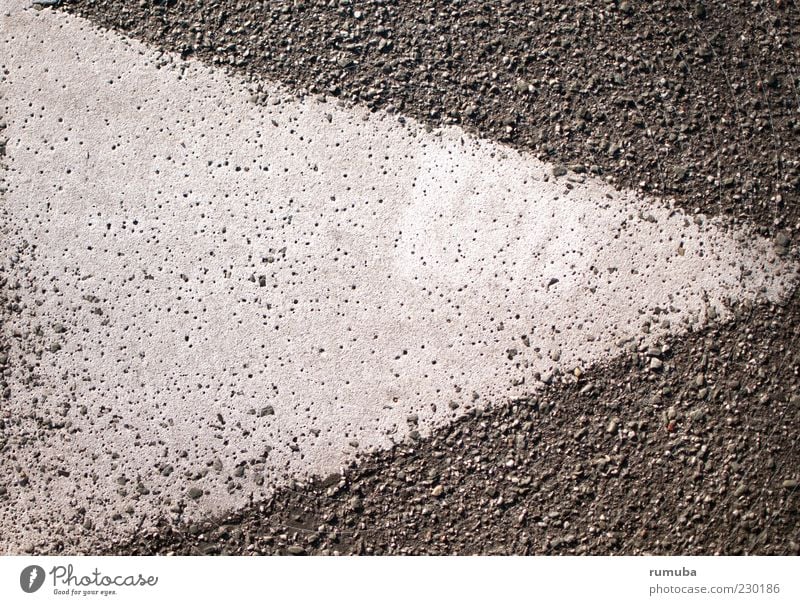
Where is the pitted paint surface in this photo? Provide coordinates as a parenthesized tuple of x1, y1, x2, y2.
(0, 0, 794, 552)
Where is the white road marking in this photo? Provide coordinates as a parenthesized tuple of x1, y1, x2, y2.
(0, 1, 794, 552)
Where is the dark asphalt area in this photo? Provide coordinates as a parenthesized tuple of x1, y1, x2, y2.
(32, 0, 800, 554)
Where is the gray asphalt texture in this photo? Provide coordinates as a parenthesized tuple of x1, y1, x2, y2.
(61, 0, 800, 233)
(4, 0, 798, 554)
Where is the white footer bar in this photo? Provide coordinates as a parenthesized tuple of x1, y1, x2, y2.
(1, 556, 796, 605)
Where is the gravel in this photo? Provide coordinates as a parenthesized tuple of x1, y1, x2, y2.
(107, 293, 799, 555)
(61, 0, 800, 234)
(1, 0, 796, 555)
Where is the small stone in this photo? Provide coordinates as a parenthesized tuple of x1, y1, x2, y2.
(782, 479, 798, 489)
(775, 232, 790, 255)
(187, 487, 203, 500)
(688, 409, 705, 423)
(431, 485, 444, 497)
(649, 357, 663, 370)
(258, 405, 275, 417)
(593, 455, 611, 468)
(766, 73, 780, 89)
(552, 165, 567, 177)
(287, 545, 306, 555)
(606, 419, 619, 434)
(693, 3, 707, 19)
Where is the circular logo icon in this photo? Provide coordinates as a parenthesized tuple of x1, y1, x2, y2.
(20, 565, 46, 593)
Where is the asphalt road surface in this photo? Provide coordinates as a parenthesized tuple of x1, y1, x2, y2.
(0, 0, 798, 555)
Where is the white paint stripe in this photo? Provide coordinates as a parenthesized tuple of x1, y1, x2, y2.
(0, 1, 794, 552)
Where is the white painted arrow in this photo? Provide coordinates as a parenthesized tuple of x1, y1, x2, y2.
(0, 0, 794, 552)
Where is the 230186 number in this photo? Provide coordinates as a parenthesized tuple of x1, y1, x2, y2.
(736, 584, 780, 594)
